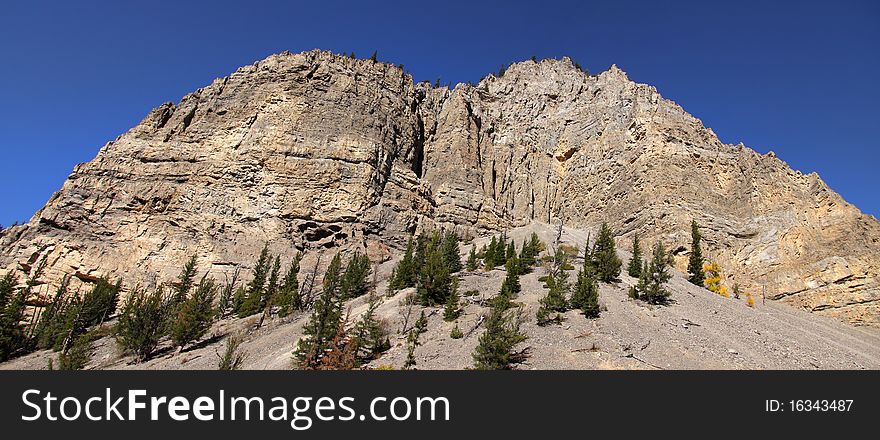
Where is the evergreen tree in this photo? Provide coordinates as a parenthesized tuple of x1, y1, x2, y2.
(536, 249, 570, 325)
(466, 246, 478, 271)
(294, 254, 344, 368)
(0, 271, 16, 310)
(441, 231, 463, 273)
(170, 275, 217, 350)
(495, 235, 509, 266)
(33, 276, 70, 350)
(339, 252, 371, 300)
(687, 220, 706, 287)
(78, 277, 121, 328)
(115, 287, 166, 362)
(443, 286, 461, 321)
(593, 222, 622, 282)
(627, 235, 643, 278)
(265, 255, 281, 307)
(517, 239, 532, 273)
(171, 255, 197, 307)
(641, 241, 673, 305)
(276, 254, 301, 317)
(58, 332, 93, 370)
(484, 236, 498, 270)
(571, 267, 600, 318)
(389, 237, 416, 290)
(472, 294, 527, 370)
(351, 292, 390, 363)
(498, 252, 521, 299)
(417, 240, 454, 306)
(238, 245, 271, 317)
(0, 273, 27, 361)
(403, 311, 428, 370)
(505, 241, 516, 265)
(218, 333, 246, 370)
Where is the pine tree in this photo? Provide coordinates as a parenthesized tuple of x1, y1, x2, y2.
(495, 235, 509, 266)
(443, 286, 461, 321)
(115, 287, 167, 362)
(642, 241, 673, 305)
(340, 252, 371, 299)
(571, 263, 600, 317)
(276, 254, 301, 317)
(0, 273, 27, 361)
(170, 275, 217, 350)
(627, 235, 643, 278)
(0, 271, 17, 310)
(516, 239, 532, 273)
(171, 255, 197, 307)
(594, 222, 622, 282)
(484, 236, 498, 270)
(472, 294, 527, 370)
(58, 332, 93, 370)
(217, 333, 247, 370)
(34, 276, 70, 350)
(389, 237, 416, 290)
(403, 311, 428, 370)
(466, 246, 478, 271)
(75, 277, 121, 329)
(265, 255, 281, 307)
(687, 220, 705, 287)
(441, 231, 463, 273)
(417, 240, 454, 306)
(238, 245, 271, 317)
(316, 316, 358, 370)
(294, 254, 344, 368)
(351, 292, 390, 362)
(505, 241, 516, 265)
(498, 252, 521, 299)
(536, 249, 570, 325)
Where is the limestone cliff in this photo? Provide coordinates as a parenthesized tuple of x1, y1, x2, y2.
(2, 50, 878, 325)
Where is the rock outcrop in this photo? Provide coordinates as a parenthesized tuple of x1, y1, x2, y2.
(2, 49, 878, 326)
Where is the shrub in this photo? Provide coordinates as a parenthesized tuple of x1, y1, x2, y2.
(217, 333, 247, 370)
(450, 325, 463, 339)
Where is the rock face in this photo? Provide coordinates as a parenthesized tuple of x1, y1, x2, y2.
(1, 50, 878, 326)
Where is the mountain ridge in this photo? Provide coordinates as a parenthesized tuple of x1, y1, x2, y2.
(1, 49, 878, 326)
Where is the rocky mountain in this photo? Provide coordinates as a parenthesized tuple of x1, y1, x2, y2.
(1, 49, 878, 326)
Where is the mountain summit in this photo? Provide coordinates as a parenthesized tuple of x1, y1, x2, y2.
(2, 49, 878, 326)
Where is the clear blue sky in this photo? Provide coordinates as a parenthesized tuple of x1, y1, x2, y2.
(1, 0, 878, 227)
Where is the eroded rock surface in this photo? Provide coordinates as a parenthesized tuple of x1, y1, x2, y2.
(2, 50, 878, 326)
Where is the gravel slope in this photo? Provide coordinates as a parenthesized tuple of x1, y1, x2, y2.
(3, 224, 878, 370)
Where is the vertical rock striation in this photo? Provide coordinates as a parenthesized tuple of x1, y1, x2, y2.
(2, 50, 878, 326)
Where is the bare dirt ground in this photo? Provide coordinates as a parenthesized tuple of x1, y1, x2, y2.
(3, 223, 879, 370)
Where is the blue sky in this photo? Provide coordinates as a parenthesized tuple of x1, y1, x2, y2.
(1, 0, 878, 226)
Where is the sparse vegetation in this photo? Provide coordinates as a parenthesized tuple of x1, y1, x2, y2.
(637, 241, 673, 305)
(294, 253, 345, 368)
(170, 275, 217, 350)
(688, 220, 705, 287)
(115, 287, 167, 361)
(704, 262, 729, 297)
(627, 235, 643, 278)
(217, 332, 247, 370)
(593, 222, 622, 283)
(473, 292, 527, 370)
